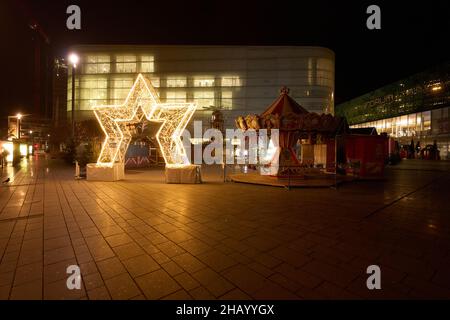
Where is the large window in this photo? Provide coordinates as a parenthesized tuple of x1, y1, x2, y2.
(221, 91, 232, 109)
(112, 78, 134, 101)
(422, 111, 431, 131)
(193, 77, 215, 87)
(221, 76, 241, 87)
(166, 91, 187, 103)
(84, 55, 110, 74)
(140, 55, 154, 73)
(149, 77, 160, 88)
(79, 77, 108, 110)
(194, 91, 214, 108)
(116, 55, 137, 73)
(166, 77, 187, 87)
(350, 110, 433, 138)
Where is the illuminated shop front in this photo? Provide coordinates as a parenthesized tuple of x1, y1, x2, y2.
(336, 62, 450, 159)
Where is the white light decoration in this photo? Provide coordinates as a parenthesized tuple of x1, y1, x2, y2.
(93, 74, 196, 167)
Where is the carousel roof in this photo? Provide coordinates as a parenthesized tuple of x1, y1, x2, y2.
(261, 87, 309, 117)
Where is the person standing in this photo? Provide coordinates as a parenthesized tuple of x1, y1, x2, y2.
(409, 139, 415, 159)
(0, 149, 8, 168)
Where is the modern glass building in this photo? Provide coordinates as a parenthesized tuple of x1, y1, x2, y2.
(336, 62, 450, 159)
(65, 45, 335, 130)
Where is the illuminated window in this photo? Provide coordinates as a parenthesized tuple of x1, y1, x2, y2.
(150, 77, 160, 88)
(84, 55, 110, 74)
(221, 91, 232, 109)
(194, 91, 214, 108)
(112, 78, 134, 100)
(194, 77, 215, 87)
(422, 111, 431, 131)
(79, 77, 107, 110)
(221, 76, 241, 87)
(166, 77, 187, 87)
(140, 55, 154, 73)
(116, 55, 137, 73)
(80, 78, 107, 99)
(166, 91, 187, 103)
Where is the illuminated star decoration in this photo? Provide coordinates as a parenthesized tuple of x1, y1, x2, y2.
(93, 74, 196, 167)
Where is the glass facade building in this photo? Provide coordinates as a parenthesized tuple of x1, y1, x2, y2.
(66, 45, 335, 130)
(336, 62, 450, 159)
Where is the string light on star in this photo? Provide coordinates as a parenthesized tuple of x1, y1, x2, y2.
(92, 74, 196, 167)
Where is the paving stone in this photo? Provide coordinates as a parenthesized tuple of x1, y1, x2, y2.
(96, 257, 127, 280)
(222, 264, 266, 295)
(113, 243, 146, 261)
(162, 289, 192, 300)
(44, 278, 86, 300)
(122, 254, 160, 278)
(219, 288, 252, 300)
(251, 281, 300, 300)
(156, 241, 186, 258)
(105, 233, 133, 247)
(136, 269, 181, 300)
(83, 272, 104, 291)
(14, 262, 43, 286)
(10, 280, 42, 300)
(88, 286, 111, 300)
(104, 273, 141, 300)
(189, 286, 215, 300)
(161, 261, 184, 277)
(43, 246, 75, 265)
(172, 253, 207, 274)
(192, 268, 234, 297)
(174, 272, 201, 291)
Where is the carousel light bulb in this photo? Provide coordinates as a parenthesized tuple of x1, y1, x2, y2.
(93, 74, 196, 167)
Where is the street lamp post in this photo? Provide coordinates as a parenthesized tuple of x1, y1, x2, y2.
(68, 53, 79, 138)
(17, 113, 22, 139)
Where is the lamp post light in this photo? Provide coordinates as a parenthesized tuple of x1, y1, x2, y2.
(68, 53, 79, 138)
(16, 113, 22, 139)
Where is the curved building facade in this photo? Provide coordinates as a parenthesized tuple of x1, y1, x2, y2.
(66, 45, 335, 129)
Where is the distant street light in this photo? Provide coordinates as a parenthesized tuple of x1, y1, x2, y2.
(68, 52, 79, 138)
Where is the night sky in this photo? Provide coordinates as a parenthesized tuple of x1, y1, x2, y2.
(1, 0, 449, 118)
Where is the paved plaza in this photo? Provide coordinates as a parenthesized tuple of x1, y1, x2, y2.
(0, 157, 450, 300)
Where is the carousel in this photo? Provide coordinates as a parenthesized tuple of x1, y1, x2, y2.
(232, 87, 348, 187)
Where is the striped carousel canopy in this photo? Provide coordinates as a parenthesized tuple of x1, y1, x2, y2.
(261, 86, 308, 117)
